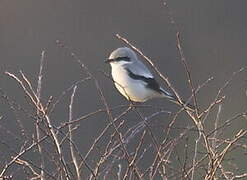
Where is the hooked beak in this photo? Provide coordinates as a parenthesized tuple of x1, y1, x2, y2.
(105, 58, 114, 63)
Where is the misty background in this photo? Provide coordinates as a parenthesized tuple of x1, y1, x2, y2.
(0, 0, 246, 178)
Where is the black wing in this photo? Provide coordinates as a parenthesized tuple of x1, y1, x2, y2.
(125, 68, 163, 94)
(126, 68, 196, 110)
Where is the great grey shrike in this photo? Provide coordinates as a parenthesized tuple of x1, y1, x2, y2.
(105, 47, 194, 110)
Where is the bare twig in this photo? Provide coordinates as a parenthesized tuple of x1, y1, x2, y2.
(36, 50, 46, 180)
(68, 85, 81, 179)
(5, 71, 71, 179)
(212, 104, 222, 150)
(176, 32, 199, 115)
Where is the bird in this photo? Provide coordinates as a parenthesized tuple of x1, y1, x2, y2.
(105, 47, 194, 110)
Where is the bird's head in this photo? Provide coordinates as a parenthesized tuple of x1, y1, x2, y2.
(105, 47, 137, 65)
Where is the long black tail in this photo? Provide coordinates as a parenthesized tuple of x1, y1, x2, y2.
(160, 89, 196, 111)
(167, 94, 196, 112)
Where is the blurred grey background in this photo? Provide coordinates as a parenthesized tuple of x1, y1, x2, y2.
(0, 0, 247, 178)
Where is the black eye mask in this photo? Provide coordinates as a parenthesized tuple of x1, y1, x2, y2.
(105, 56, 131, 63)
(115, 56, 131, 62)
